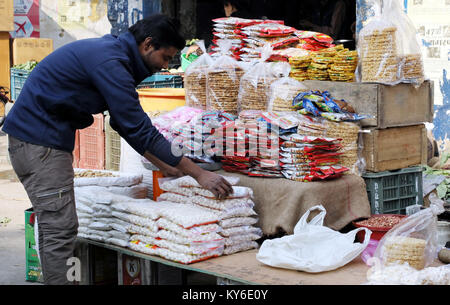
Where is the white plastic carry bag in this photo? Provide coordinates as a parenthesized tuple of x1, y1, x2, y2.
(256, 205, 372, 273)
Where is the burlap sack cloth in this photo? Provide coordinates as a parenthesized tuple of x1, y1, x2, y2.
(216, 170, 371, 236)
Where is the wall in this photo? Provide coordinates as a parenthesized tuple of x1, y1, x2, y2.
(39, 0, 111, 50)
(356, 0, 450, 152)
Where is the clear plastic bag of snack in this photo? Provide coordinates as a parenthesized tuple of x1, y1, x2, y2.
(237, 44, 279, 112)
(154, 237, 225, 256)
(157, 229, 224, 244)
(156, 217, 221, 238)
(206, 40, 245, 115)
(220, 226, 263, 238)
(155, 201, 220, 229)
(111, 211, 159, 232)
(267, 62, 309, 112)
(356, 0, 424, 87)
(371, 193, 445, 270)
(158, 246, 224, 264)
(224, 241, 259, 255)
(185, 40, 214, 110)
(219, 216, 258, 228)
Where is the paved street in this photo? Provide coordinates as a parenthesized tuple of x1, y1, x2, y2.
(0, 132, 41, 285)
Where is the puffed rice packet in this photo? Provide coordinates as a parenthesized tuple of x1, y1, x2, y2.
(154, 237, 224, 255)
(127, 224, 159, 238)
(128, 240, 159, 256)
(106, 238, 129, 248)
(219, 217, 258, 228)
(192, 196, 255, 211)
(156, 217, 221, 238)
(224, 241, 259, 255)
(156, 201, 220, 229)
(162, 175, 240, 188)
(88, 221, 112, 231)
(224, 233, 263, 246)
(220, 226, 263, 237)
(157, 247, 224, 264)
(157, 229, 224, 244)
(112, 211, 158, 232)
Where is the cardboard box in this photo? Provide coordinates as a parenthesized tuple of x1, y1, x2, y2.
(0, 32, 10, 98)
(25, 208, 43, 283)
(303, 80, 433, 129)
(362, 124, 427, 172)
(12, 38, 53, 66)
(0, 0, 13, 31)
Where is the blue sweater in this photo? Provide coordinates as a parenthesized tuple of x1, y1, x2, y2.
(3, 31, 182, 167)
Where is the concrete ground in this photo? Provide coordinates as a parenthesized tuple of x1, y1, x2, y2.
(0, 131, 41, 285)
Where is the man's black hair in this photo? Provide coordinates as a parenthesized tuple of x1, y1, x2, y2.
(128, 14, 185, 50)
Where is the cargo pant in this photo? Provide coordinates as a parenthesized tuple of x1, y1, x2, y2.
(8, 135, 78, 285)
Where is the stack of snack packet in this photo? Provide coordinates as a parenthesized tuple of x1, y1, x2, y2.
(110, 196, 225, 264)
(289, 55, 311, 81)
(328, 50, 358, 82)
(279, 134, 349, 182)
(158, 176, 262, 255)
(294, 30, 335, 52)
(211, 17, 259, 60)
(238, 22, 297, 62)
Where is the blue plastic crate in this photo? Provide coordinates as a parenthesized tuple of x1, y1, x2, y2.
(137, 73, 183, 89)
(10, 68, 31, 101)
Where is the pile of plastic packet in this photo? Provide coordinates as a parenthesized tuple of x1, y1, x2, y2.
(158, 175, 262, 256)
(75, 171, 262, 263)
(74, 169, 147, 247)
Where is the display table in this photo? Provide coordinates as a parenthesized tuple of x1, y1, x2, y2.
(215, 171, 372, 236)
(76, 237, 372, 285)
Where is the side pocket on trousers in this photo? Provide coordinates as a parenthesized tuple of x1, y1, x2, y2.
(35, 186, 73, 212)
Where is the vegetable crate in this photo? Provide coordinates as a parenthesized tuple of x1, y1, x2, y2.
(104, 114, 121, 171)
(10, 68, 31, 101)
(78, 113, 105, 170)
(363, 166, 424, 215)
(137, 73, 183, 89)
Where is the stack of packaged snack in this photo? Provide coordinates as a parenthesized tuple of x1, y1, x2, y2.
(307, 53, 335, 81)
(328, 50, 358, 82)
(237, 45, 280, 112)
(185, 40, 214, 110)
(211, 17, 259, 60)
(238, 22, 297, 62)
(207, 40, 245, 115)
(110, 196, 225, 264)
(292, 90, 367, 123)
(294, 30, 335, 52)
(289, 55, 311, 82)
(279, 134, 348, 182)
(158, 176, 262, 255)
(171, 111, 237, 163)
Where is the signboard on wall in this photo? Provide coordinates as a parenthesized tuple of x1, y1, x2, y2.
(10, 0, 40, 38)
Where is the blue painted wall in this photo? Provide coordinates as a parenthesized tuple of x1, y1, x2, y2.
(107, 0, 161, 36)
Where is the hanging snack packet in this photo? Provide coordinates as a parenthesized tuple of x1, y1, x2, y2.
(206, 40, 245, 115)
(185, 40, 214, 110)
(237, 44, 280, 112)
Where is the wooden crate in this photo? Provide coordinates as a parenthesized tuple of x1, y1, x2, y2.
(303, 80, 433, 129)
(362, 124, 427, 172)
(12, 38, 53, 66)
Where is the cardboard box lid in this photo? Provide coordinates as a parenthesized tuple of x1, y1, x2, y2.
(12, 38, 54, 65)
(0, 0, 14, 31)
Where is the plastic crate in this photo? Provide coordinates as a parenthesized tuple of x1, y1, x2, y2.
(137, 73, 183, 89)
(363, 166, 424, 215)
(72, 130, 80, 168)
(78, 113, 105, 170)
(10, 68, 31, 101)
(104, 114, 121, 171)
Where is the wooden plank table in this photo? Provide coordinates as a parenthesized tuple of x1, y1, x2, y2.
(77, 238, 372, 285)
